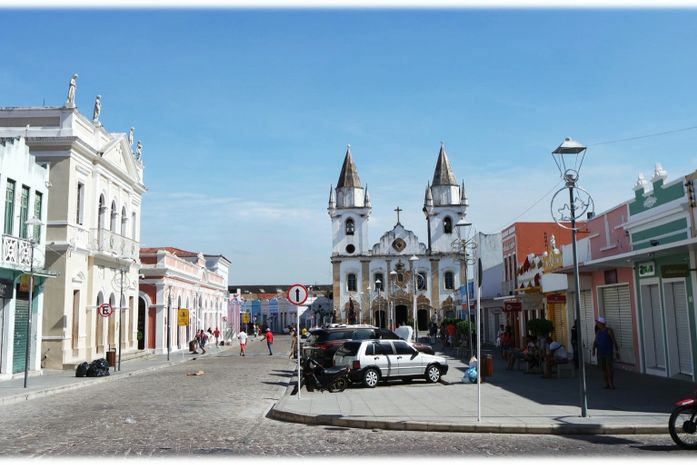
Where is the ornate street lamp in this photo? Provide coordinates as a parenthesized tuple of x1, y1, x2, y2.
(375, 278, 383, 328)
(550, 137, 595, 418)
(23, 217, 42, 388)
(454, 219, 475, 357)
(409, 255, 419, 341)
(389, 269, 397, 330)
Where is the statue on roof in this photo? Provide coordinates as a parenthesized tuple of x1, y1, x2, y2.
(65, 73, 78, 108)
(128, 127, 134, 147)
(92, 95, 101, 126)
(136, 140, 142, 160)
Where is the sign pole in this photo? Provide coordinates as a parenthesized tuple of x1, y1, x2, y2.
(476, 257, 482, 422)
(286, 283, 309, 399)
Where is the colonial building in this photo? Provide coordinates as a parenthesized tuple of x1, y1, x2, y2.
(329, 144, 468, 337)
(0, 78, 145, 369)
(139, 248, 229, 353)
(0, 137, 50, 378)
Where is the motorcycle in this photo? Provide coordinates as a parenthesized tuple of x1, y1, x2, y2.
(300, 357, 351, 393)
(669, 390, 697, 449)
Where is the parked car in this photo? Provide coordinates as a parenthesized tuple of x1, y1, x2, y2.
(301, 325, 433, 367)
(333, 339, 449, 388)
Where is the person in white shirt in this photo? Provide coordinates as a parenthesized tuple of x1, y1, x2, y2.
(238, 330, 248, 356)
(544, 340, 570, 377)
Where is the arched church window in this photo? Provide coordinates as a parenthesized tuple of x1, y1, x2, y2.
(347, 273, 357, 292)
(345, 218, 355, 235)
(444, 216, 453, 234)
(417, 272, 427, 290)
(374, 273, 384, 291)
(444, 271, 455, 290)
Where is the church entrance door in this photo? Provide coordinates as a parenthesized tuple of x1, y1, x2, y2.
(417, 309, 429, 332)
(374, 310, 386, 329)
(395, 305, 408, 327)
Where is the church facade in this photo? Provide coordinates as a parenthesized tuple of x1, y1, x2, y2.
(328, 144, 469, 336)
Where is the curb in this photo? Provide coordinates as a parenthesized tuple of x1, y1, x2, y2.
(267, 406, 668, 435)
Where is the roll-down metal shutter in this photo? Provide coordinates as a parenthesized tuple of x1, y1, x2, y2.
(601, 285, 635, 364)
(664, 281, 692, 376)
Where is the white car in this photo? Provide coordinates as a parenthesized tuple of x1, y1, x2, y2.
(333, 339, 449, 388)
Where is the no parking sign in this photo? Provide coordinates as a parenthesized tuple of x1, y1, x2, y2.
(98, 303, 113, 317)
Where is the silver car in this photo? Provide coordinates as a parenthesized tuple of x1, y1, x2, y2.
(333, 339, 449, 388)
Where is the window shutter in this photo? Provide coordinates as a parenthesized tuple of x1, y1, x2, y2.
(601, 285, 634, 364)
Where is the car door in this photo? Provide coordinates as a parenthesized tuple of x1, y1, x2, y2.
(393, 340, 421, 376)
(377, 341, 400, 378)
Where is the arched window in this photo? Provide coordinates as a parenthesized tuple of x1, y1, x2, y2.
(444, 271, 455, 290)
(417, 272, 428, 291)
(443, 216, 453, 234)
(110, 201, 118, 232)
(121, 207, 127, 236)
(345, 218, 355, 235)
(374, 273, 384, 291)
(347, 273, 357, 292)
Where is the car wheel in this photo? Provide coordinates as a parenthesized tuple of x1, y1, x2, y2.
(363, 368, 380, 388)
(426, 364, 441, 383)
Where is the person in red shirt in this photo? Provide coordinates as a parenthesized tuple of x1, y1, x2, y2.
(447, 322, 457, 347)
(213, 327, 221, 345)
(263, 328, 274, 355)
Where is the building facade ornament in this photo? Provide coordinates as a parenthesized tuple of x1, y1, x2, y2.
(65, 73, 78, 108)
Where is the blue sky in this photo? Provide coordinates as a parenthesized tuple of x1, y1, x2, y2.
(1, 8, 697, 285)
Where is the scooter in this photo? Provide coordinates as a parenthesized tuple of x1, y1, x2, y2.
(669, 390, 697, 449)
(300, 357, 350, 393)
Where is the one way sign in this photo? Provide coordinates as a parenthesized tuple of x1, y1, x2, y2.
(287, 283, 309, 306)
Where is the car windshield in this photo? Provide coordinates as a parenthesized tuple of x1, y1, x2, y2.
(336, 341, 362, 356)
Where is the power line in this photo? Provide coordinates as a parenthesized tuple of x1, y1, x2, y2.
(589, 124, 697, 147)
(497, 179, 564, 232)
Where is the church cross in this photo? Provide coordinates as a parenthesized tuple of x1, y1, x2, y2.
(394, 206, 403, 224)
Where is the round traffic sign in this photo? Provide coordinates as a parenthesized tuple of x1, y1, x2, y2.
(98, 303, 113, 317)
(287, 283, 309, 306)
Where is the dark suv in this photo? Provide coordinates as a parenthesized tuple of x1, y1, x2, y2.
(302, 324, 434, 367)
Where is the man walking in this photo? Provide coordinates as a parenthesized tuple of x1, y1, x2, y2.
(289, 327, 298, 359)
(263, 327, 274, 355)
(237, 328, 248, 356)
(592, 316, 619, 389)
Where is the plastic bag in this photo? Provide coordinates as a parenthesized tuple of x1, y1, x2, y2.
(463, 366, 478, 383)
(86, 358, 110, 377)
(75, 361, 89, 377)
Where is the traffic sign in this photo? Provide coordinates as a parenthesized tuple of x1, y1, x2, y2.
(98, 303, 113, 317)
(178, 308, 189, 326)
(287, 283, 308, 305)
(242, 312, 250, 324)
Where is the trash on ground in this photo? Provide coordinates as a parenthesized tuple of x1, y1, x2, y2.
(186, 370, 206, 376)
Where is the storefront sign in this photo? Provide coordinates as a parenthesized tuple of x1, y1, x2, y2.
(546, 293, 566, 304)
(503, 301, 522, 312)
(638, 261, 656, 278)
(662, 264, 690, 279)
(0, 278, 13, 298)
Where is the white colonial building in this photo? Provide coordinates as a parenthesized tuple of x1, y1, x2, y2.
(329, 144, 469, 336)
(0, 137, 50, 378)
(0, 76, 146, 369)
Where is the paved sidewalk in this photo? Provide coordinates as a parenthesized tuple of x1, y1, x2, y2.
(270, 343, 697, 435)
(0, 343, 231, 406)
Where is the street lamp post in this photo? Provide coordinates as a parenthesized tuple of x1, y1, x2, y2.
(389, 270, 397, 330)
(166, 287, 171, 362)
(550, 137, 595, 418)
(23, 217, 42, 388)
(409, 255, 418, 342)
(455, 219, 475, 358)
(375, 278, 383, 328)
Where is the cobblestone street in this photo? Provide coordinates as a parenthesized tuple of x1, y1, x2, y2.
(0, 335, 689, 457)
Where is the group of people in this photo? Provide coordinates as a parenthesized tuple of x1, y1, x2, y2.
(496, 315, 619, 388)
(191, 327, 220, 354)
(236, 326, 274, 356)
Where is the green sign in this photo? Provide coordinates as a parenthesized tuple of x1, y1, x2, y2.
(638, 261, 655, 278)
(662, 264, 690, 279)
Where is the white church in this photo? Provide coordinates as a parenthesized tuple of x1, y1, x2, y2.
(328, 144, 469, 336)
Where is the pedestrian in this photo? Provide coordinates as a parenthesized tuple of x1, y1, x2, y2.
(253, 325, 259, 338)
(199, 329, 208, 354)
(289, 328, 298, 359)
(429, 322, 437, 345)
(592, 316, 619, 389)
(237, 328, 248, 356)
(263, 327, 274, 355)
(213, 327, 221, 345)
(447, 321, 457, 348)
(496, 324, 505, 356)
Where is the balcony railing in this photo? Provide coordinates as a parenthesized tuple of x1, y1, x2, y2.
(2, 234, 43, 270)
(89, 228, 138, 259)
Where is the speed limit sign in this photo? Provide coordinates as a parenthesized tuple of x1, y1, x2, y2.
(98, 303, 113, 317)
